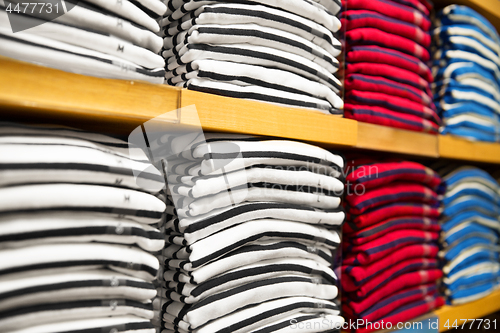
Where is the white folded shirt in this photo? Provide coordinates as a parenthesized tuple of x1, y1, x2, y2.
(0, 29, 165, 84)
(0, 184, 166, 224)
(0, 269, 156, 312)
(0, 243, 160, 281)
(161, 3, 340, 56)
(162, 0, 341, 31)
(164, 23, 340, 70)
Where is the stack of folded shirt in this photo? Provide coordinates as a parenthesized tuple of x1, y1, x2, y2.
(436, 165, 500, 305)
(0, 0, 166, 83)
(341, 0, 440, 133)
(432, 5, 500, 142)
(0, 123, 166, 332)
(159, 0, 344, 115)
(342, 158, 445, 332)
(158, 133, 346, 332)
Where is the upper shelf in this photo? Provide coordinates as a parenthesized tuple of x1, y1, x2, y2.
(0, 56, 499, 163)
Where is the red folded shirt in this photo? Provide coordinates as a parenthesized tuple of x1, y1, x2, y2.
(345, 90, 439, 123)
(344, 104, 439, 133)
(346, 161, 442, 191)
(345, 28, 430, 61)
(344, 203, 441, 232)
(345, 74, 433, 107)
(341, 11, 431, 47)
(390, 0, 430, 15)
(343, 269, 443, 313)
(346, 182, 439, 215)
(345, 62, 431, 94)
(355, 295, 445, 333)
(342, 243, 439, 284)
(342, 0, 431, 31)
(344, 217, 440, 243)
(344, 283, 437, 322)
(342, 230, 439, 266)
(346, 45, 433, 82)
(342, 257, 438, 294)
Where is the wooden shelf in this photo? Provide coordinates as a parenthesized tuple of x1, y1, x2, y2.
(435, 289, 500, 332)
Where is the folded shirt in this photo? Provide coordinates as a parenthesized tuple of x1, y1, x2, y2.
(169, 202, 344, 246)
(355, 295, 445, 333)
(0, 242, 159, 282)
(0, 298, 154, 332)
(342, 257, 438, 295)
(341, 9, 431, 47)
(436, 35, 500, 66)
(344, 269, 443, 312)
(163, 240, 333, 284)
(342, 230, 439, 266)
(0, 213, 164, 252)
(1, 0, 162, 52)
(162, 0, 342, 30)
(434, 78, 500, 105)
(442, 223, 498, 247)
(343, 243, 439, 285)
(346, 182, 439, 215)
(174, 77, 342, 115)
(437, 5, 500, 45)
(81, 0, 161, 32)
(0, 183, 165, 224)
(346, 27, 430, 61)
(164, 258, 337, 304)
(433, 62, 499, 90)
(345, 217, 440, 243)
(163, 219, 340, 270)
(344, 104, 439, 133)
(443, 195, 499, 218)
(347, 284, 437, 323)
(345, 62, 431, 93)
(345, 74, 433, 107)
(441, 126, 499, 143)
(8, 316, 156, 333)
(191, 296, 339, 333)
(164, 23, 340, 71)
(0, 139, 163, 192)
(435, 49, 500, 82)
(0, 29, 165, 84)
(0, 269, 156, 312)
(161, 3, 340, 57)
(442, 210, 500, 233)
(346, 161, 442, 192)
(346, 90, 439, 122)
(342, 0, 431, 31)
(447, 279, 498, 305)
(391, 0, 430, 15)
(346, 45, 433, 82)
(163, 276, 338, 330)
(433, 24, 500, 55)
(0, 10, 164, 69)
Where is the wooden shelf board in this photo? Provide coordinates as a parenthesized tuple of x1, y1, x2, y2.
(439, 135, 500, 164)
(180, 89, 358, 148)
(433, 0, 500, 35)
(356, 122, 439, 157)
(435, 289, 500, 332)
